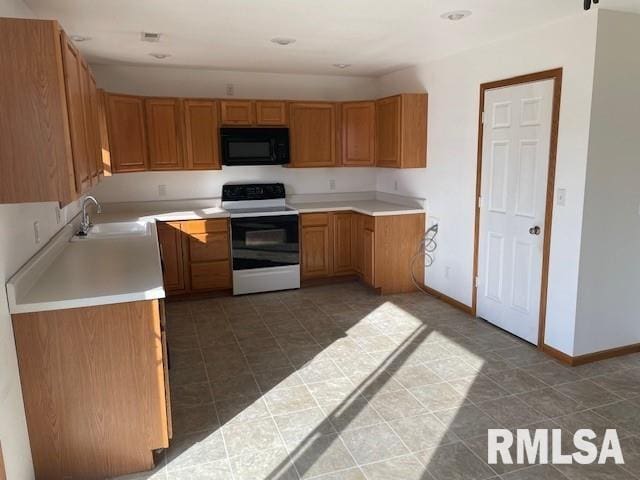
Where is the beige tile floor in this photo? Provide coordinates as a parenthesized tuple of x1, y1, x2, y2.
(115, 281, 640, 480)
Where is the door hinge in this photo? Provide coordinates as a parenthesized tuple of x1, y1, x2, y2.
(478, 196, 483, 208)
(475, 276, 480, 288)
(481, 111, 486, 124)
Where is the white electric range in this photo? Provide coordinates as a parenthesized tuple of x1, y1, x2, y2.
(221, 183, 300, 295)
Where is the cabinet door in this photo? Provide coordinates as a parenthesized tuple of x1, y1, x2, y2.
(375, 96, 402, 167)
(341, 102, 375, 166)
(362, 227, 375, 286)
(289, 103, 337, 167)
(220, 100, 254, 125)
(183, 100, 220, 170)
(97, 90, 111, 175)
(157, 222, 186, 294)
(146, 98, 183, 170)
(351, 214, 363, 274)
(106, 94, 148, 172)
(256, 101, 287, 125)
(60, 33, 91, 194)
(190, 261, 231, 291)
(81, 63, 102, 183)
(333, 213, 353, 274)
(301, 224, 331, 278)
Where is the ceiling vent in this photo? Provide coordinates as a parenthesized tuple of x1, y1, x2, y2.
(141, 32, 161, 42)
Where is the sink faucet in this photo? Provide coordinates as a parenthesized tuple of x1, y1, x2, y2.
(78, 196, 102, 236)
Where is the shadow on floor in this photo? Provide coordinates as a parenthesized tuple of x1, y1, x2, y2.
(115, 281, 640, 480)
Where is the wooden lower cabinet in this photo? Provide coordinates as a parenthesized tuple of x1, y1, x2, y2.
(157, 219, 232, 295)
(300, 211, 425, 294)
(12, 300, 169, 479)
(157, 222, 186, 294)
(301, 223, 331, 278)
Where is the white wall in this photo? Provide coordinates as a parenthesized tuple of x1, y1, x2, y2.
(375, 12, 599, 356)
(92, 64, 379, 101)
(0, 5, 85, 480)
(574, 10, 640, 355)
(90, 64, 379, 203)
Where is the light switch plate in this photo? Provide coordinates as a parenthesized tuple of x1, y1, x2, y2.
(158, 184, 167, 197)
(33, 221, 40, 244)
(557, 188, 567, 206)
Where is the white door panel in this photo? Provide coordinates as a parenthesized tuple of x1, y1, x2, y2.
(477, 79, 554, 344)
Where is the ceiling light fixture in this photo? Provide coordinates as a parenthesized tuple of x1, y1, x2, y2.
(149, 53, 171, 59)
(271, 37, 296, 46)
(70, 35, 91, 42)
(332, 64, 351, 69)
(440, 10, 472, 21)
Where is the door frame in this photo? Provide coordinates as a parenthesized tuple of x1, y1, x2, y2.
(471, 68, 563, 348)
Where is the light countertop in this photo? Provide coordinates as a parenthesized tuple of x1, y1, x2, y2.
(7, 193, 425, 314)
(287, 199, 424, 216)
(7, 223, 165, 314)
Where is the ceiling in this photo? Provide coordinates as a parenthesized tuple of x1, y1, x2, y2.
(24, 0, 640, 77)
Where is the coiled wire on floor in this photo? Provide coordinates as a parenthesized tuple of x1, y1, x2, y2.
(411, 223, 438, 294)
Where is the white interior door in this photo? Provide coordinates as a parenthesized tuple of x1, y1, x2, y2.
(477, 79, 554, 344)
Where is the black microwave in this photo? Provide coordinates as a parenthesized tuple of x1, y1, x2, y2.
(220, 127, 289, 166)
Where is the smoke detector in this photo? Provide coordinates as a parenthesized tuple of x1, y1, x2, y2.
(141, 32, 162, 42)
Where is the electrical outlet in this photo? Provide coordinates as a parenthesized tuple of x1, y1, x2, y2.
(557, 188, 567, 206)
(329, 179, 336, 191)
(158, 184, 167, 197)
(445, 265, 451, 279)
(33, 221, 40, 244)
(226, 84, 234, 96)
(394, 180, 399, 191)
(55, 205, 62, 225)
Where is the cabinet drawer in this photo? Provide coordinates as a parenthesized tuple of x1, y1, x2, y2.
(190, 261, 231, 291)
(189, 232, 229, 262)
(362, 215, 375, 231)
(181, 219, 228, 234)
(301, 213, 330, 227)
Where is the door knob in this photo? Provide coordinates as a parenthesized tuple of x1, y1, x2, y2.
(529, 226, 541, 235)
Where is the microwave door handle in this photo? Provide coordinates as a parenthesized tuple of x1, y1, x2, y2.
(270, 139, 278, 162)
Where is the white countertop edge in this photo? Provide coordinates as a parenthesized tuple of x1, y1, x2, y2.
(289, 205, 425, 216)
(10, 287, 167, 315)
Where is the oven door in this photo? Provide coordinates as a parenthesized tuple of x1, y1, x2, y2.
(230, 215, 299, 270)
(221, 128, 289, 166)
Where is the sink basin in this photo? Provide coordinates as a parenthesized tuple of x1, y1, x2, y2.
(71, 221, 151, 241)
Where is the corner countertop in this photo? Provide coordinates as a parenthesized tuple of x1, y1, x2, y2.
(7, 193, 425, 314)
(286, 199, 424, 216)
(7, 222, 166, 314)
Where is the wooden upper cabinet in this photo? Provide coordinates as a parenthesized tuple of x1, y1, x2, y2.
(145, 98, 184, 170)
(256, 101, 287, 125)
(289, 102, 337, 167)
(106, 94, 148, 173)
(60, 32, 91, 194)
(220, 100, 254, 125)
(97, 89, 112, 176)
(183, 100, 220, 170)
(341, 101, 375, 166)
(375, 94, 427, 168)
(81, 62, 102, 183)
